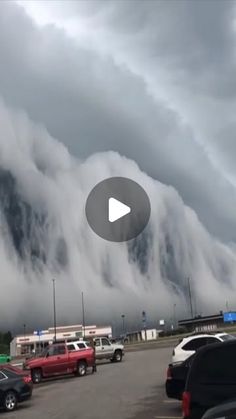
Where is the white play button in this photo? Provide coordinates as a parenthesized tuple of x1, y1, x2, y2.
(108, 197, 131, 223)
(85, 177, 151, 242)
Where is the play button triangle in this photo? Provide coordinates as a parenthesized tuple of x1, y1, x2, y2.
(108, 197, 131, 223)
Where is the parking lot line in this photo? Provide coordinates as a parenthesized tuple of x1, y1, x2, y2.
(154, 416, 182, 419)
(163, 399, 179, 403)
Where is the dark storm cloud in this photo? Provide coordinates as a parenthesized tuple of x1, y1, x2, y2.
(1, 1, 236, 242)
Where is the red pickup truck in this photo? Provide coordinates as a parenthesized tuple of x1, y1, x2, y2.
(24, 343, 95, 383)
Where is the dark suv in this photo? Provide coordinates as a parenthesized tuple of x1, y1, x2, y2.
(183, 339, 236, 419)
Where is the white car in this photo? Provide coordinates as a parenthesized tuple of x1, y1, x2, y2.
(172, 332, 235, 364)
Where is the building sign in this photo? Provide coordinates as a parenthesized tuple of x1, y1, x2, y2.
(224, 312, 236, 322)
(34, 330, 43, 337)
(195, 324, 217, 332)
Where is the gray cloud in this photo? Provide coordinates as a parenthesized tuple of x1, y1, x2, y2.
(0, 1, 236, 243)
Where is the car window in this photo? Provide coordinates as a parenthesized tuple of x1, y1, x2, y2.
(183, 337, 208, 351)
(102, 338, 110, 346)
(57, 345, 66, 355)
(2, 369, 16, 378)
(206, 337, 218, 345)
(0, 371, 7, 381)
(48, 345, 66, 356)
(184, 354, 195, 367)
(77, 343, 86, 349)
(195, 345, 236, 382)
(94, 339, 100, 347)
(67, 344, 75, 351)
(220, 334, 236, 341)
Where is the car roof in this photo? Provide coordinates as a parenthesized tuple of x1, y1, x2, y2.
(187, 331, 228, 337)
(181, 332, 228, 343)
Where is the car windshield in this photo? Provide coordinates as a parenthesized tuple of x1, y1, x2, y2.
(38, 348, 48, 357)
(220, 334, 236, 341)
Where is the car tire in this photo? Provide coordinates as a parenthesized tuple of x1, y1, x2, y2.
(3, 391, 18, 412)
(77, 361, 87, 377)
(31, 368, 42, 384)
(113, 350, 123, 362)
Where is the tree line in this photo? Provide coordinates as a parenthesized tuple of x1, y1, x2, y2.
(0, 331, 12, 354)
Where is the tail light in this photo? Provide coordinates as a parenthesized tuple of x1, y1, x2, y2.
(22, 375, 32, 384)
(167, 366, 172, 379)
(182, 391, 191, 418)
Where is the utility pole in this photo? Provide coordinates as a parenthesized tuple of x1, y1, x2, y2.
(187, 277, 194, 319)
(52, 279, 57, 343)
(23, 324, 26, 340)
(82, 292, 86, 339)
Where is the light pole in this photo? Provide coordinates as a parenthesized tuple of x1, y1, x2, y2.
(23, 324, 26, 339)
(187, 277, 194, 319)
(52, 279, 57, 343)
(121, 314, 125, 336)
(82, 292, 86, 339)
(226, 301, 230, 312)
(173, 304, 177, 329)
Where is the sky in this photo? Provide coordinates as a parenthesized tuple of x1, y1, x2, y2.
(0, 0, 236, 331)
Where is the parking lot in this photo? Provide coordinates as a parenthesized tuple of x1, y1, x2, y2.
(2, 347, 182, 419)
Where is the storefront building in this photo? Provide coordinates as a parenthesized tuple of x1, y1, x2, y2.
(10, 324, 112, 357)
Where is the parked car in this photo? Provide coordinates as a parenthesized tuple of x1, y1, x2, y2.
(166, 354, 195, 400)
(172, 332, 234, 363)
(182, 339, 236, 419)
(202, 399, 236, 419)
(94, 337, 124, 362)
(0, 365, 32, 411)
(24, 343, 95, 383)
(0, 354, 11, 364)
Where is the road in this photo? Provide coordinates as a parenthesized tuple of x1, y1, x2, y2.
(4, 348, 182, 419)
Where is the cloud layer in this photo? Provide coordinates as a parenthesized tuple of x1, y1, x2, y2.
(0, 101, 236, 331)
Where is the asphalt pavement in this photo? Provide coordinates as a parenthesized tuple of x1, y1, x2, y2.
(3, 348, 182, 419)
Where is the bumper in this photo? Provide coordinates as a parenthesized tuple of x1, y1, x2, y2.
(165, 379, 183, 400)
(19, 387, 33, 403)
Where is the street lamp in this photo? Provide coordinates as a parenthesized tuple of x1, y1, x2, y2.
(121, 314, 125, 336)
(52, 279, 57, 343)
(82, 292, 86, 339)
(173, 304, 177, 329)
(23, 324, 26, 340)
